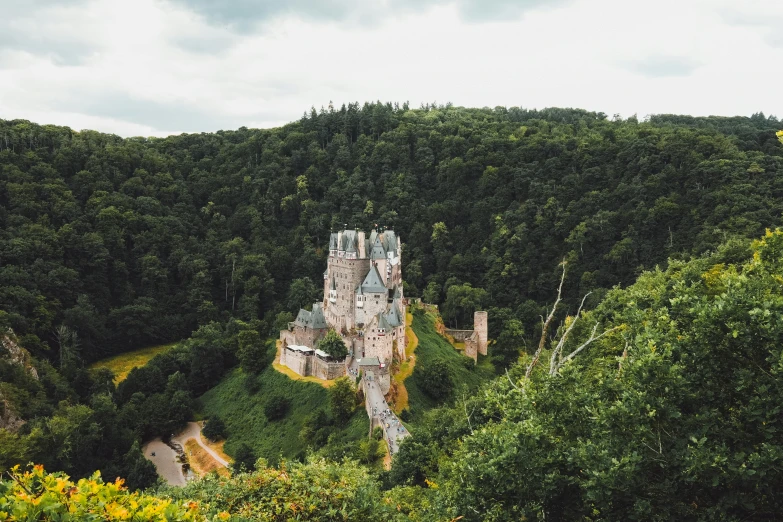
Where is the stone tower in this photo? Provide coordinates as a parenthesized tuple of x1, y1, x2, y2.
(474, 311, 488, 355)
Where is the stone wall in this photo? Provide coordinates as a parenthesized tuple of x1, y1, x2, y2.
(280, 329, 296, 347)
(294, 325, 326, 348)
(363, 330, 393, 363)
(283, 349, 311, 376)
(444, 328, 475, 341)
(327, 256, 370, 331)
(312, 357, 346, 380)
(464, 333, 478, 362)
(354, 291, 388, 326)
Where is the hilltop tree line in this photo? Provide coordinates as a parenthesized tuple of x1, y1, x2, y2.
(1, 106, 781, 364)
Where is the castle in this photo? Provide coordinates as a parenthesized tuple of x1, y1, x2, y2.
(280, 228, 407, 377)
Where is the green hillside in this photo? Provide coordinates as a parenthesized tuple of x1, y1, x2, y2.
(404, 308, 495, 423)
(198, 365, 368, 464)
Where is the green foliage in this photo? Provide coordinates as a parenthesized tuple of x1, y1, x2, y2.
(440, 283, 488, 329)
(164, 458, 397, 521)
(232, 444, 257, 472)
(395, 229, 783, 520)
(328, 377, 356, 420)
(404, 310, 495, 422)
(414, 359, 453, 400)
(492, 318, 525, 368)
(199, 366, 368, 464)
(286, 277, 320, 313)
(0, 108, 782, 513)
(237, 330, 268, 375)
(202, 416, 226, 441)
(318, 329, 348, 360)
(264, 394, 290, 421)
(0, 465, 198, 521)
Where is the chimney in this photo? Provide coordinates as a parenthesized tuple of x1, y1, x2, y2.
(337, 230, 343, 252)
(358, 230, 366, 258)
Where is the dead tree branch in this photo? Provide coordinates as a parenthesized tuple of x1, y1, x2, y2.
(525, 259, 566, 380)
(552, 324, 622, 373)
(548, 292, 591, 375)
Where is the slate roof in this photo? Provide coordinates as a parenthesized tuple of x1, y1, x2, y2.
(311, 303, 327, 329)
(361, 264, 387, 294)
(371, 236, 386, 260)
(358, 357, 381, 366)
(378, 313, 393, 331)
(294, 303, 328, 329)
(329, 233, 338, 250)
(340, 230, 359, 252)
(383, 230, 397, 256)
(385, 300, 403, 327)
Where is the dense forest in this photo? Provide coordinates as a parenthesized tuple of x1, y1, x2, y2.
(1, 106, 782, 519)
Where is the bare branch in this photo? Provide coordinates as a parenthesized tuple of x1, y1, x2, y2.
(555, 324, 622, 372)
(548, 292, 591, 375)
(461, 393, 477, 435)
(506, 368, 520, 390)
(526, 260, 566, 380)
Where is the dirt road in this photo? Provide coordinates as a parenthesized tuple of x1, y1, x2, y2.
(172, 422, 229, 467)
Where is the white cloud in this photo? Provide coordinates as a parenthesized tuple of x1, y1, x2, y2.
(0, 0, 780, 137)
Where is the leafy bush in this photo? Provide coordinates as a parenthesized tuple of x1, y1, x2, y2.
(414, 359, 453, 400)
(0, 465, 198, 521)
(202, 417, 226, 441)
(264, 394, 290, 421)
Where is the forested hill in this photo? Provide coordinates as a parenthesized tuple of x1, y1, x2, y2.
(1, 106, 782, 363)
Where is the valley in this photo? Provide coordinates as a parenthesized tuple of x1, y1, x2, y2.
(0, 110, 781, 520)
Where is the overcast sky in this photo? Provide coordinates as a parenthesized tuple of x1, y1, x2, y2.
(0, 0, 781, 137)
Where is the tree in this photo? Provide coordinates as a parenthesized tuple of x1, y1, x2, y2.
(121, 440, 159, 490)
(237, 330, 267, 374)
(264, 394, 290, 421)
(318, 329, 348, 360)
(422, 281, 441, 305)
(232, 443, 256, 472)
(493, 319, 525, 368)
(286, 277, 319, 312)
(441, 283, 488, 329)
(202, 417, 226, 441)
(328, 377, 356, 420)
(414, 359, 453, 400)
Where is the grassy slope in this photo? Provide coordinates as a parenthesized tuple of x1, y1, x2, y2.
(404, 308, 495, 424)
(198, 365, 368, 464)
(89, 342, 179, 383)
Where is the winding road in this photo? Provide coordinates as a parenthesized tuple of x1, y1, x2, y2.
(173, 422, 229, 467)
(143, 421, 228, 486)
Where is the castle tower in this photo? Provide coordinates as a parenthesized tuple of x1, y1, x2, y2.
(474, 311, 488, 355)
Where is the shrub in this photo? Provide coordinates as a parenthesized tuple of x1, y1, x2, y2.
(264, 394, 290, 421)
(202, 416, 226, 441)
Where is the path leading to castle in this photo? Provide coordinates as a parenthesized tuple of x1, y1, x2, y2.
(364, 378, 409, 455)
(173, 422, 230, 467)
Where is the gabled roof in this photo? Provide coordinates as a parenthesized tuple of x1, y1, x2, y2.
(329, 233, 338, 249)
(311, 303, 327, 329)
(294, 303, 328, 329)
(378, 313, 392, 331)
(371, 236, 386, 260)
(361, 264, 387, 294)
(294, 308, 312, 327)
(383, 230, 397, 256)
(385, 300, 403, 327)
(340, 230, 359, 252)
